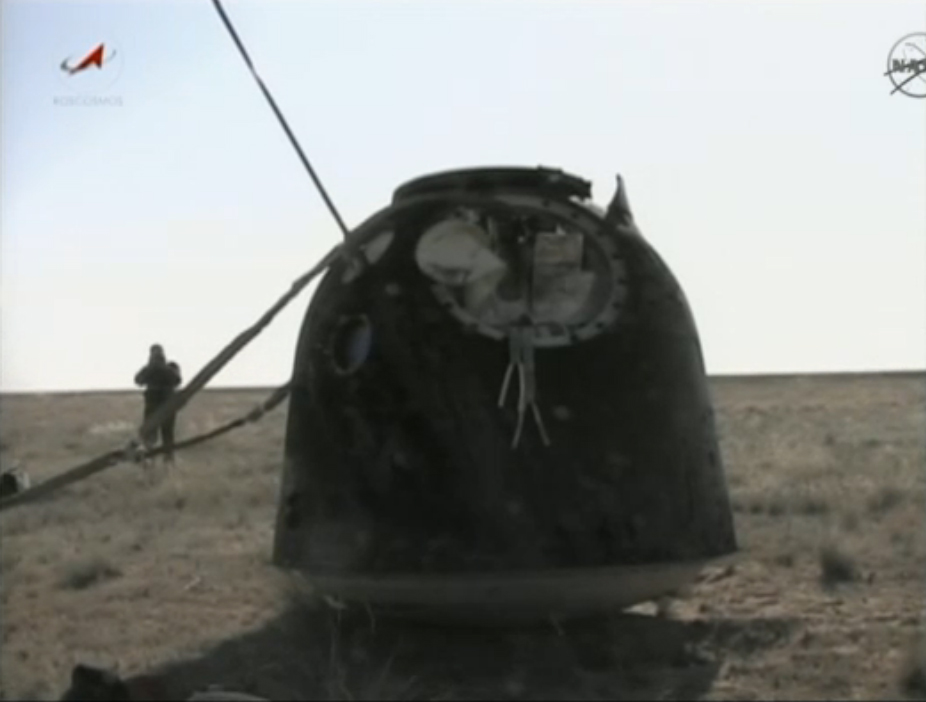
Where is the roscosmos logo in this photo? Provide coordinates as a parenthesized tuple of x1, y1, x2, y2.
(60, 43, 118, 76)
(54, 33, 124, 106)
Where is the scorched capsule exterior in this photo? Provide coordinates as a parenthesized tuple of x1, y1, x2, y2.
(272, 167, 737, 621)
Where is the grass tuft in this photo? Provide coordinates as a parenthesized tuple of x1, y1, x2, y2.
(900, 633, 926, 699)
(58, 556, 122, 591)
(818, 544, 858, 588)
(867, 486, 905, 517)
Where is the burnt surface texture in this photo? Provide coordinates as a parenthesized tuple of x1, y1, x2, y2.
(273, 167, 737, 577)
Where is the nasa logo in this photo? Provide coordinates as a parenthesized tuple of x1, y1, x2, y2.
(885, 32, 926, 98)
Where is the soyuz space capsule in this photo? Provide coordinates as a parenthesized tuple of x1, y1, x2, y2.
(273, 166, 737, 623)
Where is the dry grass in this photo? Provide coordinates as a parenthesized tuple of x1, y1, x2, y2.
(0, 372, 924, 700)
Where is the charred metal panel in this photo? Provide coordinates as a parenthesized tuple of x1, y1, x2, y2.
(273, 167, 736, 613)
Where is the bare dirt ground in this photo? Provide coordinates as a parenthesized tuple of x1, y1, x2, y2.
(1, 373, 924, 701)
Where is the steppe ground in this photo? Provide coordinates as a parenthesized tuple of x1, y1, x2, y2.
(1, 373, 924, 701)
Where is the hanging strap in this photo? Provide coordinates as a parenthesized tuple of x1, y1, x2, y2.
(497, 324, 551, 449)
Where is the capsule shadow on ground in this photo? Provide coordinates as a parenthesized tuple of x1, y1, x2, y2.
(140, 604, 797, 701)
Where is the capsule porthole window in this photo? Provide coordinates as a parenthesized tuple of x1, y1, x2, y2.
(330, 315, 373, 375)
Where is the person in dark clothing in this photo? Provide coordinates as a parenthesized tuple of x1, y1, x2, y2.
(134, 344, 182, 463)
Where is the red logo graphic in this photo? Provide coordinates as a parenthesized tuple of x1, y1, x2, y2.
(60, 43, 117, 76)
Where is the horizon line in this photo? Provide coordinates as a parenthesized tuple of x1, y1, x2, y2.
(1, 368, 923, 397)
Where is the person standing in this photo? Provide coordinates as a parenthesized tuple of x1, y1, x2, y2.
(134, 344, 182, 463)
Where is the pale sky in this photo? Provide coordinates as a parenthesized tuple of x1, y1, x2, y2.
(1, 0, 924, 392)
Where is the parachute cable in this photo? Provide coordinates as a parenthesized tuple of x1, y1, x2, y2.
(209, 0, 351, 240)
